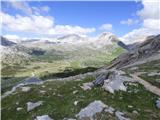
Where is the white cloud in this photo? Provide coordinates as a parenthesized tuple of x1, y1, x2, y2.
(143, 19, 160, 30)
(7, 1, 50, 15)
(1, 12, 95, 36)
(136, 0, 159, 19)
(41, 6, 50, 12)
(8, 1, 33, 14)
(121, 28, 160, 44)
(121, 0, 160, 44)
(137, 0, 160, 29)
(4, 34, 20, 39)
(48, 25, 95, 35)
(99, 23, 112, 31)
(1, 12, 54, 32)
(120, 19, 139, 25)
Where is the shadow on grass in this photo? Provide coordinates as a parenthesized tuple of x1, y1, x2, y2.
(1, 76, 27, 94)
(40, 67, 98, 80)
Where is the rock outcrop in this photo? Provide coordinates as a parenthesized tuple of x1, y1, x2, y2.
(107, 34, 160, 69)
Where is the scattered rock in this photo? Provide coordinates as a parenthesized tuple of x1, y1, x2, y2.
(76, 100, 107, 119)
(115, 111, 130, 120)
(72, 90, 78, 94)
(74, 101, 79, 106)
(16, 107, 23, 111)
(57, 94, 63, 97)
(156, 99, 160, 109)
(148, 72, 160, 76)
(27, 101, 43, 112)
(35, 115, 53, 120)
(42, 85, 45, 88)
(128, 105, 133, 108)
(130, 67, 138, 70)
(80, 82, 94, 91)
(40, 90, 46, 94)
(63, 118, 76, 120)
(132, 110, 138, 114)
(104, 106, 115, 114)
(21, 86, 31, 92)
(16, 102, 19, 105)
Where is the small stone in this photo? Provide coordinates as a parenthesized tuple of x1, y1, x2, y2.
(156, 99, 160, 109)
(128, 105, 133, 108)
(42, 85, 45, 88)
(35, 115, 53, 120)
(16, 107, 23, 111)
(132, 110, 138, 114)
(105, 107, 115, 114)
(80, 82, 94, 91)
(40, 90, 46, 94)
(73, 90, 78, 94)
(74, 101, 79, 106)
(16, 102, 19, 105)
(21, 86, 31, 92)
(115, 111, 130, 120)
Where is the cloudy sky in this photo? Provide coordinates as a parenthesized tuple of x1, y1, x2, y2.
(1, 0, 160, 41)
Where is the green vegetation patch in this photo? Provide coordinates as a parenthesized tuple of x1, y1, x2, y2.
(2, 76, 160, 120)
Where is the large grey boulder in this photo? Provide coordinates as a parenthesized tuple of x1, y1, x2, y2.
(93, 73, 109, 86)
(27, 101, 43, 112)
(76, 100, 107, 119)
(102, 71, 134, 94)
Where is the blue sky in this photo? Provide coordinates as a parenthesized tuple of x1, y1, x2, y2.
(1, 1, 159, 40)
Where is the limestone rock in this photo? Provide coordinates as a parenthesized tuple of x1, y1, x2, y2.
(80, 82, 94, 91)
(21, 86, 31, 92)
(27, 101, 43, 112)
(35, 115, 53, 120)
(115, 111, 130, 120)
(76, 100, 107, 119)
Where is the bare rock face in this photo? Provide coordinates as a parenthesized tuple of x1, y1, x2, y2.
(35, 115, 53, 120)
(76, 100, 107, 119)
(27, 101, 43, 112)
(108, 34, 160, 69)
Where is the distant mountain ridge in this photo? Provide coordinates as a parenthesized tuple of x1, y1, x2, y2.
(1, 36, 16, 46)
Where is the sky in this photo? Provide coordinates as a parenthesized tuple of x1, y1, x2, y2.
(1, 0, 160, 42)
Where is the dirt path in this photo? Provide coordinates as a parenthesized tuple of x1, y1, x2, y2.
(130, 73, 160, 97)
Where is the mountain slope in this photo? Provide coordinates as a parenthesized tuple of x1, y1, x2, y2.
(106, 34, 160, 69)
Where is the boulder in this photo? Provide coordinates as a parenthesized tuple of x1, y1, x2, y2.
(80, 82, 94, 91)
(76, 100, 107, 119)
(27, 101, 43, 112)
(93, 73, 109, 86)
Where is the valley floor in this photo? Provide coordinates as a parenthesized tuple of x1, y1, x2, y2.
(1, 59, 160, 120)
